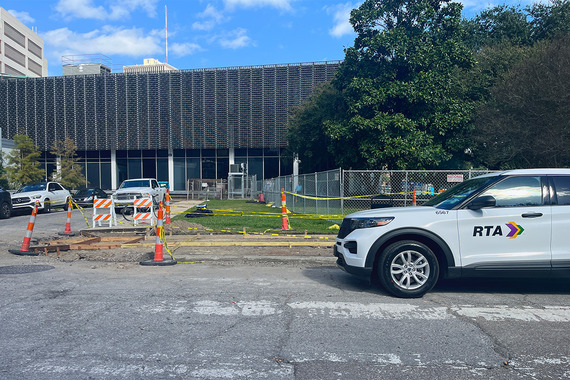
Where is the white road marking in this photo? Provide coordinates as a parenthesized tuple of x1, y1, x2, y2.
(288, 301, 449, 319)
(452, 305, 570, 322)
(142, 300, 570, 322)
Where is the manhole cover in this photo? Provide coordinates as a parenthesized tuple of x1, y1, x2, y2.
(0, 265, 55, 274)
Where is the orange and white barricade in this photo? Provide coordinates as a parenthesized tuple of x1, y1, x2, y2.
(92, 197, 117, 227)
(133, 198, 155, 226)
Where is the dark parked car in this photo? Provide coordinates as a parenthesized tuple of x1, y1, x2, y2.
(0, 187, 12, 219)
(72, 188, 109, 208)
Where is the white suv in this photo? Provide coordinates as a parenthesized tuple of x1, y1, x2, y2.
(112, 178, 166, 209)
(334, 169, 570, 298)
(11, 182, 71, 213)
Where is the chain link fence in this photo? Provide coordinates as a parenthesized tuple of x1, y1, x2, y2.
(257, 169, 493, 217)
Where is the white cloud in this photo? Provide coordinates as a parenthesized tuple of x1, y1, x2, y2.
(192, 4, 226, 31)
(223, 0, 293, 11)
(326, 3, 359, 38)
(55, 0, 107, 20)
(55, 0, 158, 21)
(42, 26, 163, 58)
(7, 9, 35, 24)
(218, 28, 253, 49)
(170, 42, 203, 57)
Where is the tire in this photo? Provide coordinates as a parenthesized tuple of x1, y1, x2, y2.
(122, 207, 134, 221)
(43, 199, 51, 213)
(377, 240, 439, 298)
(0, 201, 10, 219)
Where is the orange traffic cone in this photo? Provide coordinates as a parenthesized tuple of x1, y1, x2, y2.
(165, 189, 171, 224)
(59, 197, 75, 236)
(412, 190, 417, 206)
(281, 188, 290, 230)
(140, 202, 176, 266)
(9, 201, 40, 256)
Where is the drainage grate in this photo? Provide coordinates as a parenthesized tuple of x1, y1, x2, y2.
(0, 265, 55, 274)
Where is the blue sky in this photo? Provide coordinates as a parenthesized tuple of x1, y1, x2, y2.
(4, 0, 545, 76)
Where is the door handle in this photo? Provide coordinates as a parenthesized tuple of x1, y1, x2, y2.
(522, 212, 543, 218)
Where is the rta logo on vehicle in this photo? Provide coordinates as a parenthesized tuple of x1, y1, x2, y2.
(473, 222, 524, 238)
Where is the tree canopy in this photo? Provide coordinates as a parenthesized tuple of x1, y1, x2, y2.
(50, 138, 86, 190)
(287, 0, 570, 172)
(3, 134, 45, 189)
(289, 0, 474, 171)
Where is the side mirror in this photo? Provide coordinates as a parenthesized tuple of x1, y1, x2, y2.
(468, 195, 496, 210)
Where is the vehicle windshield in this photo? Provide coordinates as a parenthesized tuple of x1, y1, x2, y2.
(119, 180, 150, 189)
(18, 183, 47, 193)
(74, 189, 94, 197)
(423, 176, 500, 210)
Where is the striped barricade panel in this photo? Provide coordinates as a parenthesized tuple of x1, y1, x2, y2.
(92, 197, 117, 228)
(133, 198, 155, 226)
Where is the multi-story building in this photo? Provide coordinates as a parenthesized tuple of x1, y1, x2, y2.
(123, 58, 178, 74)
(62, 54, 112, 76)
(0, 61, 340, 191)
(0, 7, 47, 77)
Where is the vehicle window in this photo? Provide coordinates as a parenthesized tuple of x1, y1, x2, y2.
(152, 180, 158, 188)
(52, 183, 63, 191)
(48, 183, 56, 191)
(551, 176, 570, 205)
(480, 176, 542, 207)
(120, 180, 148, 188)
(20, 183, 46, 192)
(423, 176, 499, 210)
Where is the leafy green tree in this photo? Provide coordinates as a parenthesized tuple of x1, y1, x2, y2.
(529, 0, 570, 41)
(50, 138, 86, 190)
(3, 134, 45, 188)
(287, 83, 346, 173)
(462, 5, 532, 50)
(328, 0, 474, 169)
(0, 153, 10, 189)
(471, 35, 570, 168)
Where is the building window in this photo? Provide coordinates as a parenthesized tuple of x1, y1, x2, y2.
(4, 22, 26, 48)
(28, 58, 42, 76)
(28, 39, 42, 59)
(4, 43, 25, 67)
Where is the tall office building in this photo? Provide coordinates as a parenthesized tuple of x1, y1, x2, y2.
(0, 7, 47, 78)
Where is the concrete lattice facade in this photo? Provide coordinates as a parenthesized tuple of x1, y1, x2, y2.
(0, 61, 340, 190)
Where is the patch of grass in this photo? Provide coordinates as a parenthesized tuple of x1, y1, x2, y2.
(173, 199, 341, 234)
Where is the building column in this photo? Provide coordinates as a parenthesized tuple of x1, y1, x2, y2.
(229, 147, 235, 165)
(168, 148, 174, 191)
(111, 150, 117, 190)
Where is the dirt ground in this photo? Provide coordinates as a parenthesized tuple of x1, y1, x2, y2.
(26, 218, 337, 266)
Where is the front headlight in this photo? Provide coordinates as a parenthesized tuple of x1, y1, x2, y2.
(350, 217, 394, 230)
(31, 194, 42, 199)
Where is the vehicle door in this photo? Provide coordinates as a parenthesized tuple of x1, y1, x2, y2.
(457, 175, 551, 269)
(47, 183, 63, 206)
(548, 176, 570, 269)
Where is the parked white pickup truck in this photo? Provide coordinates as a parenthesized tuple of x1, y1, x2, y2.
(112, 178, 167, 209)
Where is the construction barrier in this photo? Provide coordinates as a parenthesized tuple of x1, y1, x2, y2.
(133, 198, 155, 226)
(92, 197, 117, 228)
(9, 201, 40, 256)
(140, 202, 177, 266)
(59, 197, 75, 236)
(281, 188, 290, 230)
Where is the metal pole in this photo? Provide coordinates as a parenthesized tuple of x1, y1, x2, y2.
(340, 168, 344, 215)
